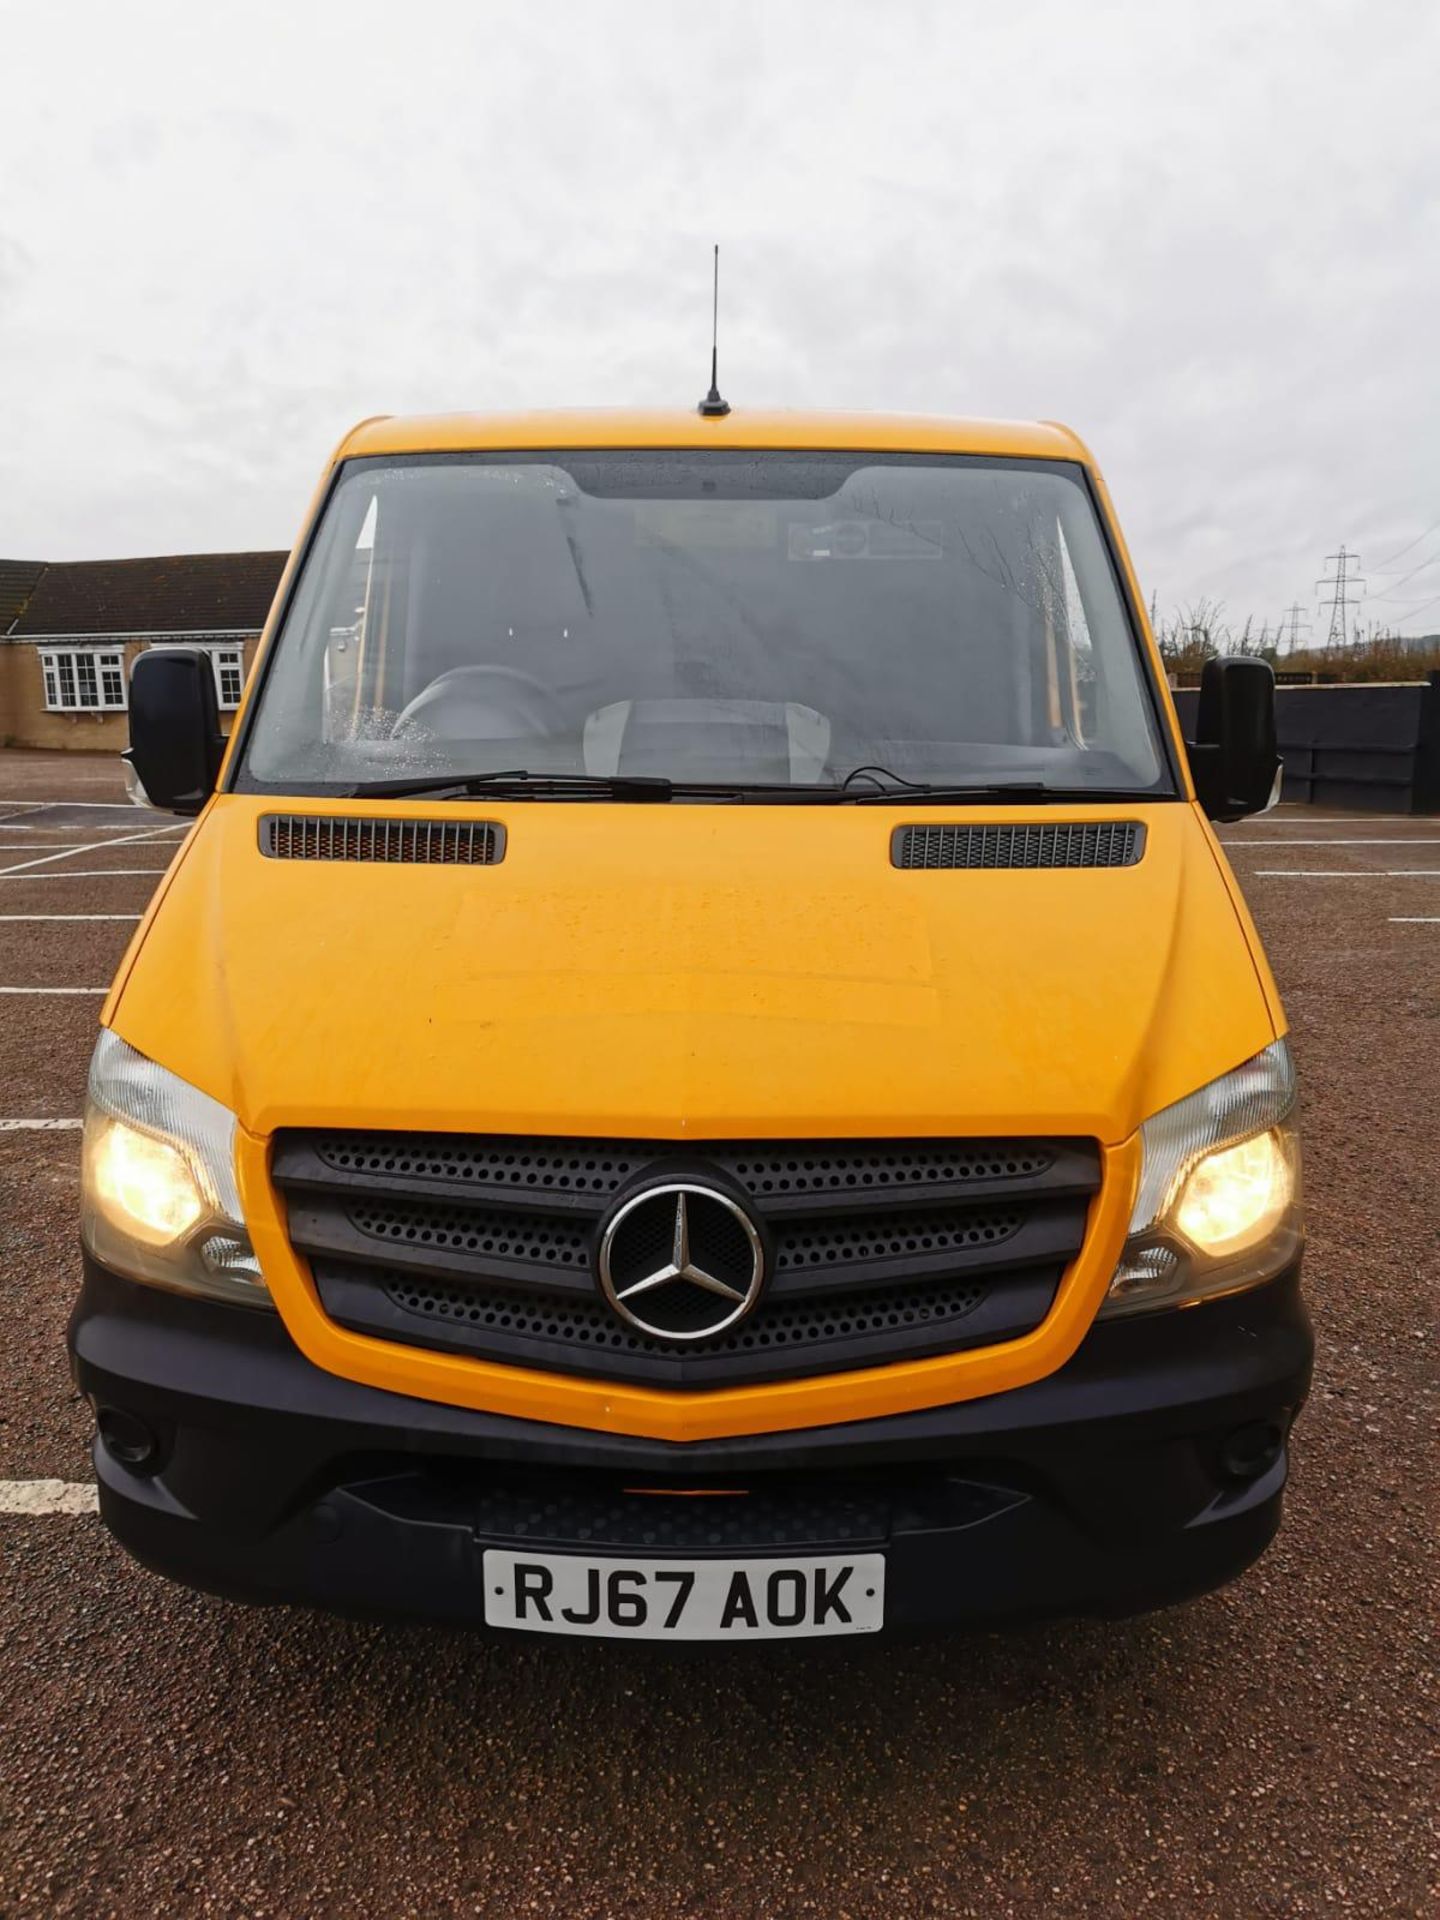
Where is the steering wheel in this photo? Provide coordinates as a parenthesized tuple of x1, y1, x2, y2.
(394, 664, 568, 740)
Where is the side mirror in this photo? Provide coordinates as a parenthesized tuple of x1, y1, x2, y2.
(1185, 657, 1281, 823)
(125, 648, 225, 815)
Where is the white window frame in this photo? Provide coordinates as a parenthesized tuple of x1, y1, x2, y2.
(37, 647, 128, 713)
(211, 647, 246, 712)
(147, 640, 248, 712)
(33, 636, 251, 715)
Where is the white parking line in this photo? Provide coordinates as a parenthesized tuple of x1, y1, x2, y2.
(1253, 870, 1440, 878)
(0, 1481, 98, 1516)
(0, 914, 141, 922)
(1390, 917, 1440, 923)
(1222, 839, 1440, 847)
(0, 1118, 83, 1130)
(0, 869, 169, 880)
(0, 824, 183, 835)
(1231, 822, 1408, 831)
(0, 985, 107, 995)
(1229, 813, 1417, 825)
(0, 824, 183, 878)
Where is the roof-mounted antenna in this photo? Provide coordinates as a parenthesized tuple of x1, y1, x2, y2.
(698, 244, 731, 418)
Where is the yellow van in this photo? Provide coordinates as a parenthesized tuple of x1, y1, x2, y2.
(71, 409, 1310, 1641)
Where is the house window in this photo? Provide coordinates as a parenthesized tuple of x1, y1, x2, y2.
(100, 655, 126, 706)
(37, 649, 128, 713)
(213, 648, 246, 711)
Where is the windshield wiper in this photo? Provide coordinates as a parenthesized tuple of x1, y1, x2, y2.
(347, 770, 680, 802)
(345, 767, 1153, 806)
(839, 784, 1156, 804)
(343, 769, 901, 804)
(833, 766, 1150, 805)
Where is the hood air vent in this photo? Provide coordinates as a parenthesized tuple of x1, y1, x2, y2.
(892, 821, 1144, 871)
(260, 815, 505, 865)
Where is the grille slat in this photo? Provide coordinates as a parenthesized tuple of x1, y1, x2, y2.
(271, 1133, 1100, 1219)
(260, 814, 505, 865)
(273, 1129, 1101, 1387)
(892, 821, 1144, 870)
(313, 1258, 1062, 1389)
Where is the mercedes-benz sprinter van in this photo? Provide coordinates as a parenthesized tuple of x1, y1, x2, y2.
(70, 410, 1310, 1641)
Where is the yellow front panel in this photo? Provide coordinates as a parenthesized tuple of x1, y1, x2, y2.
(109, 795, 1277, 1439)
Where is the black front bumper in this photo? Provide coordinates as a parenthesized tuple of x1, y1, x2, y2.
(69, 1256, 1312, 1636)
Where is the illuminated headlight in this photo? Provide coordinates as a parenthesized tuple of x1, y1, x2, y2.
(1101, 1039, 1302, 1318)
(81, 1031, 270, 1309)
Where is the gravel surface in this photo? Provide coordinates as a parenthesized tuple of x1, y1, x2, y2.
(0, 996, 112, 1119)
(0, 924, 134, 992)
(0, 1134, 88, 1484)
(0, 877, 171, 919)
(0, 753, 1435, 1918)
(0, 751, 131, 806)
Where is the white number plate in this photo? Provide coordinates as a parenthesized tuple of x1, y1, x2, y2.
(483, 1549, 885, 1640)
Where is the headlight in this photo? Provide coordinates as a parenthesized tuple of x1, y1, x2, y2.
(81, 1030, 270, 1309)
(1101, 1039, 1302, 1318)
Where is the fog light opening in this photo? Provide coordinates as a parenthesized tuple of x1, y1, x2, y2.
(97, 1405, 160, 1471)
(1219, 1419, 1286, 1484)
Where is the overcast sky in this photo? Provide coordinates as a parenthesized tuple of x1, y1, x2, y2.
(2, 0, 1438, 634)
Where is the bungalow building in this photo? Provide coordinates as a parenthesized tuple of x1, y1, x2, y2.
(0, 550, 287, 750)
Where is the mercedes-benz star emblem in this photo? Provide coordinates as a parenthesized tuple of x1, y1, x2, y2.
(597, 1182, 766, 1342)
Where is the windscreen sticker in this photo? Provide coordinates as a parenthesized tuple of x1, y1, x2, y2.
(788, 519, 943, 561)
(634, 503, 777, 549)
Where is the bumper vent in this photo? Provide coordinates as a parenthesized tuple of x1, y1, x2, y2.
(892, 821, 1144, 870)
(259, 814, 504, 865)
(271, 1131, 1102, 1390)
(355, 1466, 1017, 1553)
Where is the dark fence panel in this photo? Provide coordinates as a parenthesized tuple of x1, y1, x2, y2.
(1171, 673, 1440, 813)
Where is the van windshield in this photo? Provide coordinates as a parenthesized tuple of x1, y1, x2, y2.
(237, 451, 1171, 797)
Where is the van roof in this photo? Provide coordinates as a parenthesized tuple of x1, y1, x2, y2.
(338, 410, 1092, 465)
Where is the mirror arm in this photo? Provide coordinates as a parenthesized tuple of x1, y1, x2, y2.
(1183, 739, 1234, 821)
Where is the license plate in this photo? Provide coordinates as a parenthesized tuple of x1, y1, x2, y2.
(483, 1549, 885, 1640)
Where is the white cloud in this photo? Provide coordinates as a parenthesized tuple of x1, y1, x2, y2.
(1, 0, 1437, 630)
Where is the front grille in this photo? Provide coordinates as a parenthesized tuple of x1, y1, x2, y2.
(892, 821, 1144, 870)
(259, 814, 504, 865)
(273, 1130, 1102, 1388)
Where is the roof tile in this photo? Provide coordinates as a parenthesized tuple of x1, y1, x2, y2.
(8, 551, 287, 638)
(0, 560, 47, 634)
